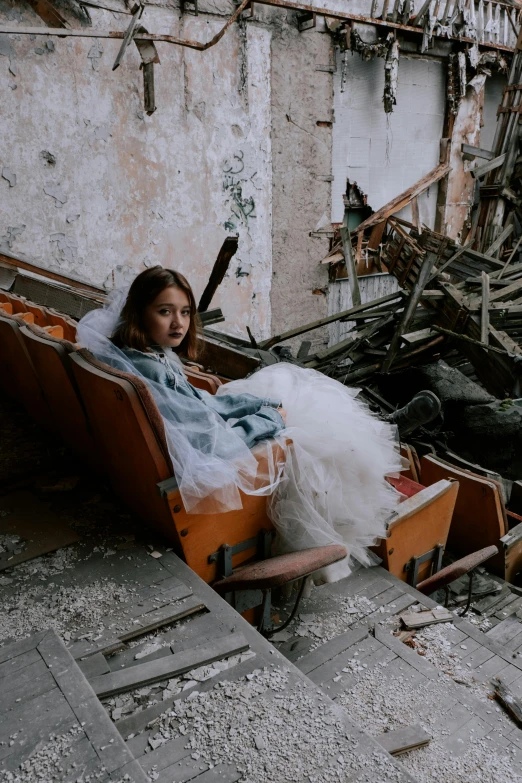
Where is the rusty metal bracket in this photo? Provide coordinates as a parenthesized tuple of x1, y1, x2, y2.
(134, 24, 160, 115)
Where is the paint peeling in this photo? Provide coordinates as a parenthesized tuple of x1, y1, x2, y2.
(0, 33, 17, 76)
(2, 167, 16, 187)
(49, 233, 80, 264)
(43, 183, 68, 207)
(87, 40, 104, 71)
(0, 225, 25, 253)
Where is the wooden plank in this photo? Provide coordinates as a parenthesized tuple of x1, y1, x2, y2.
(340, 211, 361, 307)
(461, 143, 495, 161)
(488, 277, 522, 303)
(307, 635, 381, 687)
(198, 237, 238, 313)
(471, 153, 507, 178)
(91, 632, 250, 698)
(485, 223, 514, 257)
(276, 626, 368, 675)
(453, 617, 522, 673)
(355, 162, 451, 234)
(78, 652, 111, 679)
(119, 596, 205, 641)
(377, 725, 431, 755)
(0, 631, 45, 664)
(115, 656, 259, 740)
(258, 291, 403, 350)
(155, 756, 210, 783)
(481, 271, 490, 344)
(382, 248, 437, 372)
(0, 667, 57, 714)
(373, 625, 439, 680)
(326, 645, 397, 700)
(0, 648, 41, 680)
(68, 634, 125, 661)
(486, 617, 522, 645)
(139, 735, 193, 773)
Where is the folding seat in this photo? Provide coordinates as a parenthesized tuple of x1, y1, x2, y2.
(372, 478, 459, 585)
(0, 311, 51, 429)
(420, 453, 522, 582)
(19, 323, 98, 472)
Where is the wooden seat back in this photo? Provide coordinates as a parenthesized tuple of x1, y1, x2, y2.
(372, 479, 459, 584)
(44, 308, 77, 342)
(68, 349, 275, 580)
(1, 291, 48, 327)
(420, 454, 507, 576)
(0, 312, 51, 428)
(19, 324, 98, 472)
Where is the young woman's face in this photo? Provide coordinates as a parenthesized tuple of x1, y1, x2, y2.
(142, 285, 191, 348)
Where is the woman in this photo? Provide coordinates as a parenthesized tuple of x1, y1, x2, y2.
(77, 267, 403, 580)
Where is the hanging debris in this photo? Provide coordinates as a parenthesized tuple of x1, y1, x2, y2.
(383, 36, 399, 113)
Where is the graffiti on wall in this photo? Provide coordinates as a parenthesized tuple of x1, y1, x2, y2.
(222, 150, 256, 231)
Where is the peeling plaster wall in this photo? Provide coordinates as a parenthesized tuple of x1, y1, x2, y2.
(270, 12, 333, 350)
(0, 1, 316, 342)
(332, 51, 446, 228)
(442, 73, 486, 240)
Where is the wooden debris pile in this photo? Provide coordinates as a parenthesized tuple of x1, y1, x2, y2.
(259, 39, 522, 399)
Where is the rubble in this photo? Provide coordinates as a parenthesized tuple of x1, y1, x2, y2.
(146, 666, 407, 783)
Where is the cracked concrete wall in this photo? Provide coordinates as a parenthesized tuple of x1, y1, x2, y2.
(1, 1, 317, 343)
(270, 13, 333, 351)
(0, 0, 335, 346)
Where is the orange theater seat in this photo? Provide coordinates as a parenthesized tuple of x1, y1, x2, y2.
(0, 311, 51, 429)
(20, 324, 98, 473)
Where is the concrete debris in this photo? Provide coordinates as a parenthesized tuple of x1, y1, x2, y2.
(147, 666, 406, 782)
(290, 594, 378, 648)
(0, 577, 132, 643)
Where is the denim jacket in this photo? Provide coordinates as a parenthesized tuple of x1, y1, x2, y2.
(122, 347, 284, 450)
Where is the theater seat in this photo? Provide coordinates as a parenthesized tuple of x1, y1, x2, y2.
(0, 311, 51, 429)
(19, 323, 98, 473)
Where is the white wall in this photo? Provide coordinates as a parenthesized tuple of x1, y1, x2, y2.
(331, 50, 446, 227)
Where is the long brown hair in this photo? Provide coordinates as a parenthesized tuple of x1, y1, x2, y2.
(111, 267, 200, 359)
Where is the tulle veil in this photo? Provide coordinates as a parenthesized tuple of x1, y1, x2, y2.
(77, 289, 403, 577)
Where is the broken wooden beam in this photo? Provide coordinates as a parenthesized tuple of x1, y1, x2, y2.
(481, 271, 490, 345)
(354, 162, 451, 235)
(90, 632, 249, 698)
(381, 249, 436, 373)
(198, 237, 239, 313)
(259, 291, 404, 350)
(494, 677, 522, 726)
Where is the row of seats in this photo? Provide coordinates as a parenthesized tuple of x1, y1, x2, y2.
(2, 288, 520, 590)
(0, 292, 347, 593)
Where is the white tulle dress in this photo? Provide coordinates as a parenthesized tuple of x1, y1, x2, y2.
(77, 292, 403, 582)
(219, 364, 403, 581)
